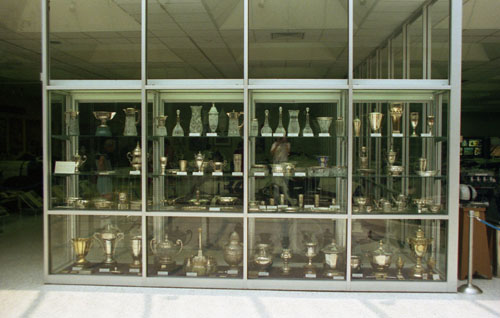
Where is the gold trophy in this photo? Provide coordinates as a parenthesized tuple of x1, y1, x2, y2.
(71, 237, 92, 267)
(73, 153, 87, 172)
(280, 248, 293, 275)
(160, 156, 168, 175)
(304, 241, 318, 275)
(369, 241, 392, 279)
(353, 118, 361, 137)
(407, 227, 433, 278)
(396, 255, 405, 280)
(369, 112, 383, 134)
(410, 112, 419, 137)
(322, 239, 342, 278)
(390, 103, 403, 135)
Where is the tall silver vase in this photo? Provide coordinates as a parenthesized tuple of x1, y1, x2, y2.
(189, 106, 203, 135)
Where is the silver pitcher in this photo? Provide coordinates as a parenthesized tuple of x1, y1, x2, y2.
(189, 105, 203, 135)
(227, 110, 244, 136)
(93, 224, 125, 266)
(155, 116, 168, 136)
(150, 234, 183, 269)
(123, 108, 140, 136)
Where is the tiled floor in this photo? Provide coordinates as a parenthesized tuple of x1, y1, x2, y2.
(1, 216, 499, 318)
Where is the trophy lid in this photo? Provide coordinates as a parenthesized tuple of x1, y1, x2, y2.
(322, 239, 340, 254)
(228, 231, 240, 242)
(415, 227, 425, 238)
(132, 142, 141, 155)
(194, 151, 204, 160)
(209, 104, 218, 114)
(373, 240, 392, 256)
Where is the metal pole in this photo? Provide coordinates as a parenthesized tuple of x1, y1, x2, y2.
(457, 210, 483, 294)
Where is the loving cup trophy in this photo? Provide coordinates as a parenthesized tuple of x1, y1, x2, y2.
(93, 224, 125, 266)
(93, 111, 116, 137)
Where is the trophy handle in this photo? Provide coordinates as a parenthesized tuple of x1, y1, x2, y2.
(93, 233, 104, 252)
(150, 238, 157, 254)
(175, 239, 183, 256)
(81, 155, 87, 165)
(135, 111, 141, 125)
(222, 160, 228, 168)
(113, 232, 125, 256)
(185, 229, 193, 245)
(127, 152, 133, 163)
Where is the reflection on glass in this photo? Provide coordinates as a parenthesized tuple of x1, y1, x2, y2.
(351, 219, 447, 281)
(49, 0, 142, 79)
(248, 218, 347, 280)
(249, 0, 348, 78)
(147, 0, 243, 79)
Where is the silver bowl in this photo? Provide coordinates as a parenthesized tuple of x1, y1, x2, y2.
(387, 165, 404, 176)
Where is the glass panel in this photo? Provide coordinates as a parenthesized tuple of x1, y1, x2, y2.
(49, 91, 142, 211)
(147, 91, 244, 213)
(147, 217, 243, 278)
(49, 1, 141, 79)
(409, 16, 423, 79)
(380, 45, 389, 79)
(393, 33, 404, 79)
(248, 91, 348, 214)
(147, 0, 244, 79)
(249, 0, 348, 79)
(248, 218, 347, 280)
(352, 91, 449, 215)
(354, 0, 428, 79)
(49, 215, 142, 275)
(351, 219, 447, 281)
(430, 0, 450, 79)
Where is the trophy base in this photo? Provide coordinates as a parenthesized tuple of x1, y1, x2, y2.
(323, 269, 341, 278)
(281, 266, 291, 275)
(159, 262, 177, 271)
(304, 264, 316, 275)
(130, 261, 142, 268)
(96, 126, 112, 137)
(374, 271, 388, 280)
(74, 259, 89, 267)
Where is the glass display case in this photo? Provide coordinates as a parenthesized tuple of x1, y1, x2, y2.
(43, 0, 462, 292)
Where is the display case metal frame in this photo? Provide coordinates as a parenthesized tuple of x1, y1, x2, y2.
(42, 0, 462, 292)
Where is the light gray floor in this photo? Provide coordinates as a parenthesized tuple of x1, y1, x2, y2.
(1, 216, 499, 318)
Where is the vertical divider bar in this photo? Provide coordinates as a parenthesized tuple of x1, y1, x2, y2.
(447, 0, 462, 292)
(346, 0, 353, 289)
(141, 0, 148, 280)
(243, 0, 249, 284)
(42, 0, 50, 280)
